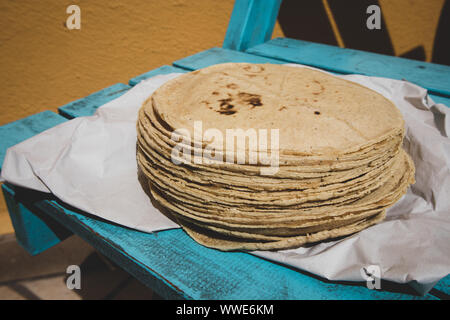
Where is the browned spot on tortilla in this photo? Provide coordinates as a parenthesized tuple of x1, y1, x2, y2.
(226, 83, 238, 89)
(214, 92, 263, 115)
(217, 98, 236, 115)
(219, 109, 236, 115)
(238, 92, 263, 108)
(279, 106, 287, 111)
(218, 98, 232, 107)
(314, 111, 321, 115)
(243, 65, 265, 73)
(212, 91, 219, 95)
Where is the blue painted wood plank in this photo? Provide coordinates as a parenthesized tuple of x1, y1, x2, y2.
(0, 111, 67, 171)
(173, 47, 284, 71)
(246, 37, 450, 97)
(431, 94, 450, 107)
(129, 65, 189, 86)
(10, 190, 431, 300)
(173, 47, 450, 110)
(433, 275, 450, 295)
(223, 0, 281, 51)
(2, 184, 72, 255)
(58, 83, 131, 119)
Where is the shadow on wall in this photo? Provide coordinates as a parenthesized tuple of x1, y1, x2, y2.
(277, 0, 450, 66)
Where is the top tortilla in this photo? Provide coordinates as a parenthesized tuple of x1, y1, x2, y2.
(150, 63, 404, 156)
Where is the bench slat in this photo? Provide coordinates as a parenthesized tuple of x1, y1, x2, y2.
(433, 275, 450, 296)
(6, 185, 432, 300)
(173, 47, 450, 108)
(246, 38, 450, 97)
(129, 65, 189, 86)
(173, 47, 284, 70)
(2, 185, 72, 255)
(0, 112, 71, 254)
(58, 83, 131, 119)
(0, 111, 67, 171)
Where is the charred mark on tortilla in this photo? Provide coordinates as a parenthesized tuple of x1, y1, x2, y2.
(218, 98, 236, 115)
(314, 111, 321, 115)
(238, 92, 263, 108)
(219, 109, 236, 115)
(215, 92, 263, 115)
(219, 98, 232, 106)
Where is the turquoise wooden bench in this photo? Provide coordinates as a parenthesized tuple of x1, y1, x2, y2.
(1, 0, 449, 300)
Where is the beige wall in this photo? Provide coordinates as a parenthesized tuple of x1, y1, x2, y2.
(0, 0, 443, 234)
(0, 0, 234, 126)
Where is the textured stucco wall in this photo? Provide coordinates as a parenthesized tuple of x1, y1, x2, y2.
(0, 0, 444, 234)
(0, 0, 233, 126)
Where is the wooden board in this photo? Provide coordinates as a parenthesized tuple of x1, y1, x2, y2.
(129, 65, 188, 86)
(173, 47, 284, 70)
(0, 111, 67, 171)
(58, 83, 131, 119)
(57, 66, 189, 119)
(1, 184, 438, 300)
(246, 37, 450, 97)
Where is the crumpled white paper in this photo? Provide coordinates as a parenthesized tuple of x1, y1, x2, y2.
(2, 66, 449, 295)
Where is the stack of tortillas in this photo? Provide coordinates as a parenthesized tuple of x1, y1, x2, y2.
(136, 63, 415, 251)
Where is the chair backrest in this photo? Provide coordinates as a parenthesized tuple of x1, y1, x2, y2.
(223, 0, 281, 51)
